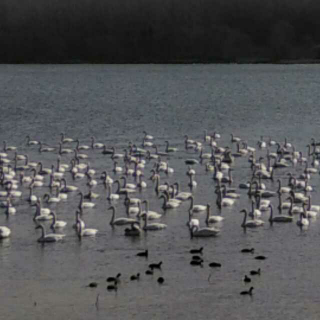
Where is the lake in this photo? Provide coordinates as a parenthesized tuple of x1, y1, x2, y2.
(0, 64, 320, 320)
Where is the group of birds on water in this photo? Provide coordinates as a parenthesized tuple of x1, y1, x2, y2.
(89, 251, 165, 292)
(2, 130, 320, 295)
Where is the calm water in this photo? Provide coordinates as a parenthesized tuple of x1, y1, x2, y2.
(1, 64, 320, 320)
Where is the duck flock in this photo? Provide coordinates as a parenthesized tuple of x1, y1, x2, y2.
(1, 131, 320, 296)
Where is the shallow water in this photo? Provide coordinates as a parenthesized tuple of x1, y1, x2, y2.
(1, 64, 320, 319)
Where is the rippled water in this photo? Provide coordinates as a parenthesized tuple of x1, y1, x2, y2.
(1, 64, 320, 319)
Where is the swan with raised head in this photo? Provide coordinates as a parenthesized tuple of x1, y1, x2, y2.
(75, 139, 90, 150)
(205, 203, 224, 224)
(187, 209, 200, 228)
(50, 211, 67, 230)
(3, 141, 17, 152)
(77, 218, 98, 237)
(124, 222, 142, 236)
(58, 142, 73, 155)
(302, 203, 318, 219)
(60, 133, 74, 144)
(78, 192, 96, 209)
(188, 195, 206, 213)
(109, 206, 138, 226)
(173, 182, 192, 201)
(216, 188, 235, 209)
(106, 184, 120, 201)
(5, 197, 16, 215)
(159, 194, 181, 210)
(139, 200, 162, 219)
(60, 178, 78, 192)
(36, 224, 65, 243)
(43, 193, 60, 204)
(296, 213, 309, 227)
(308, 195, 320, 213)
(26, 135, 40, 146)
(268, 204, 293, 224)
(165, 141, 178, 153)
(241, 209, 264, 228)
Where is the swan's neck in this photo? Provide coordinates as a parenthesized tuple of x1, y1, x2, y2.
(269, 205, 273, 222)
(189, 197, 194, 210)
(110, 207, 116, 225)
(241, 210, 247, 227)
(206, 205, 210, 222)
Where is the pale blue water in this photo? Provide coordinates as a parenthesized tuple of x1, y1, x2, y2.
(0, 64, 320, 320)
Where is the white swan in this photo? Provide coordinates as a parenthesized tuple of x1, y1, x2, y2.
(107, 184, 120, 201)
(27, 186, 37, 203)
(3, 140, 17, 152)
(188, 195, 206, 213)
(188, 174, 197, 188)
(139, 200, 162, 220)
(77, 217, 98, 237)
(268, 204, 293, 223)
(241, 209, 264, 228)
(187, 209, 200, 228)
(113, 161, 123, 173)
(58, 142, 73, 155)
(277, 179, 291, 194)
(230, 134, 241, 143)
(190, 225, 220, 238)
(60, 178, 78, 192)
(154, 175, 169, 194)
(159, 194, 180, 210)
(38, 142, 56, 153)
(101, 171, 113, 185)
(277, 194, 291, 211)
(5, 197, 16, 215)
(307, 195, 320, 213)
(143, 216, 167, 231)
(111, 147, 124, 160)
(75, 139, 90, 150)
(26, 135, 40, 146)
(216, 188, 235, 209)
(0, 226, 11, 238)
(78, 192, 96, 209)
(91, 136, 104, 149)
(60, 133, 74, 144)
(43, 193, 60, 204)
(36, 224, 65, 243)
(50, 211, 67, 229)
(109, 206, 138, 226)
(137, 175, 147, 188)
(74, 149, 88, 160)
(205, 204, 224, 224)
(173, 182, 192, 201)
(303, 203, 318, 219)
(143, 131, 154, 140)
(165, 141, 178, 153)
(125, 200, 141, 216)
(37, 162, 52, 175)
(296, 213, 309, 227)
(120, 176, 136, 190)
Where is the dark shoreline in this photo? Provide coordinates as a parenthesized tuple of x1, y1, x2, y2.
(1, 59, 320, 65)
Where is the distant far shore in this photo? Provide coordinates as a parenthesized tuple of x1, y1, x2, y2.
(1, 59, 320, 65)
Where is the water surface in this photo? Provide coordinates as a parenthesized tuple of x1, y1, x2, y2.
(0, 64, 320, 320)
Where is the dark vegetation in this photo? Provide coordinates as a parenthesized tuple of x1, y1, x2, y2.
(1, 0, 320, 63)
